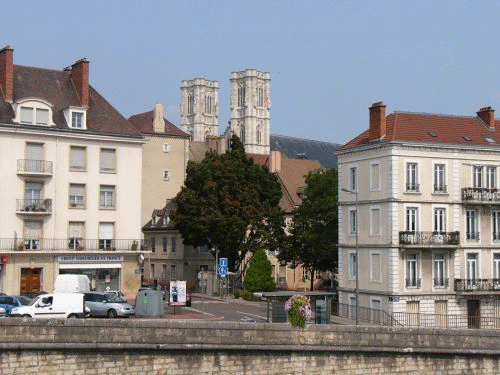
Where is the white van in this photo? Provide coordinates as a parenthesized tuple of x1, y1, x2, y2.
(53, 274, 90, 293)
(10, 293, 89, 319)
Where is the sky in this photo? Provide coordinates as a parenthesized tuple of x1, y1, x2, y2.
(2, 1, 500, 145)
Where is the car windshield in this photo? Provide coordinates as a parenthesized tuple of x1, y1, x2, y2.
(107, 294, 127, 303)
(18, 297, 31, 305)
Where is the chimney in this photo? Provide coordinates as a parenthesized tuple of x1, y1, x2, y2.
(0, 45, 14, 103)
(369, 101, 387, 141)
(153, 102, 165, 133)
(477, 106, 495, 130)
(70, 58, 89, 107)
(270, 151, 281, 172)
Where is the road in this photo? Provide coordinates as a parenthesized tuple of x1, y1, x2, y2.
(183, 296, 268, 322)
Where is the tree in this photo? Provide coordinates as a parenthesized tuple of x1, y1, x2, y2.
(171, 135, 284, 273)
(243, 249, 276, 292)
(278, 168, 338, 290)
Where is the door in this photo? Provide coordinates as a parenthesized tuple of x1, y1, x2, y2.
(20, 268, 42, 294)
(467, 300, 480, 329)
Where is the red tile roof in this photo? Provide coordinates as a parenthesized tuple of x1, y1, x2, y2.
(128, 110, 189, 137)
(341, 111, 500, 150)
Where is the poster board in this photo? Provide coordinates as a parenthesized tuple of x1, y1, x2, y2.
(169, 280, 187, 306)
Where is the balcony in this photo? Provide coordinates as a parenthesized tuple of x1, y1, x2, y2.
(433, 278, 449, 288)
(399, 231, 460, 246)
(433, 185, 448, 194)
(455, 279, 500, 293)
(16, 199, 52, 215)
(405, 183, 420, 193)
(0, 238, 146, 252)
(461, 187, 500, 204)
(17, 159, 53, 177)
(405, 278, 421, 288)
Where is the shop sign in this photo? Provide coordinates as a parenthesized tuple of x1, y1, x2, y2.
(58, 255, 123, 263)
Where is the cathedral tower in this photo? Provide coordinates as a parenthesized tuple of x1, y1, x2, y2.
(180, 78, 219, 141)
(229, 69, 270, 154)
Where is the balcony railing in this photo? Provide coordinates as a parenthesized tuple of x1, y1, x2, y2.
(466, 232, 480, 241)
(405, 183, 420, 192)
(17, 159, 53, 175)
(455, 279, 500, 292)
(405, 278, 421, 288)
(462, 187, 500, 203)
(433, 184, 447, 193)
(16, 199, 52, 215)
(399, 231, 460, 246)
(433, 278, 449, 288)
(0, 238, 146, 252)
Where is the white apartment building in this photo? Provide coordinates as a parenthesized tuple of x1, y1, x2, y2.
(0, 46, 145, 299)
(338, 102, 500, 328)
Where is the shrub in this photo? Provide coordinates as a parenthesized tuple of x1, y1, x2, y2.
(243, 249, 275, 292)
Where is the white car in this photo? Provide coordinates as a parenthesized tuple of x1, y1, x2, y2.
(0, 306, 6, 317)
(10, 293, 89, 319)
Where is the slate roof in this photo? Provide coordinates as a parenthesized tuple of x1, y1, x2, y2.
(270, 134, 340, 168)
(142, 200, 177, 232)
(128, 110, 189, 137)
(342, 111, 500, 150)
(0, 64, 141, 136)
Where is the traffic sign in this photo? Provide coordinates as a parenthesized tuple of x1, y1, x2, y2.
(219, 258, 228, 267)
(218, 265, 228, 276)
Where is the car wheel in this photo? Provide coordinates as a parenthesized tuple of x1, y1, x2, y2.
(67, 314, 78, 319)
(107, 309, 117, 318)
(22, 314, 31, 318)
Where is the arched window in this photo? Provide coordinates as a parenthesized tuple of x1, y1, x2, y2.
(205, 95, 212, 115)
(256, 126, 262, 145)
(187, 92, 194, 115)
(238, 85, 245, 107)
(257, 86, 264, 107)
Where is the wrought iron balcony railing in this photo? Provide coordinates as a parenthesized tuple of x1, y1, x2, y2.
(405, 183, 420, 192)
(17, 159, 53, 175)
(16, 199, 52, 214)
(405, 278, 421, 288)
(399, 231, 460, 246)
(461, 187, 500, 203)
(466, 232, 480, 241)
(433, 278, 449, 288)
(454, 279, 500, 292)
(433, 184, 448, 193)
(0, 238, 146, 252)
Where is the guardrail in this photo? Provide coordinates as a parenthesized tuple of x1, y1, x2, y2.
(399, 231, 460, 246)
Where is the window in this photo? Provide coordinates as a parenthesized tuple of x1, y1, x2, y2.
(187, 92, 194, 115)
(238, 85, 245, 107)
(69, 184, 85, 208)
(240, 126, 245, 144)
(20, 107, 49, 125)
(370, 163, 380, 191)
(433, 208, 446, 234)
(256, 127, 262, 145)
(71, 112, 83, 129)
(171, 237, 176, 253)
(406, 163, 419, 191)
(162, 143, 170, 153)
(100, 149, 116, 173)
(349, 167, 357, 192)
(150, 264, 155, 279)
(473, 166, 483, 188)
(24, 182, 42, 205)
(494, 254, 500, 280)
(348, 251, 357, 280)
(98, 223, 114, 250)
(257, 86, 264, 107)
(99, 186, 115, 209)
(349, 208, 357, 234)
(406, 253, 420, 288)
(162, 237, 167, 252)
(433, 253, 447, 288)
(370, 252, 381, 282)
(163, 170, 170, 181)
(68, 222, 84, 250)
(370, 208, 380, 235)
(406, 207, 418, 233)
(434, 164, 446, 192)
(69, 146, 86, 171)
(200, 265, 209, 272)
(302, 268, 308, 281)
(205, 95, 213, 114)
(20, 107, 33, 124)
(466, 253, 478, 284)
(150, 237, 156, 253)
(466, 209, 479, 240)
(487, 166, 497, 189)
(25, 143, 44, 173)
(493, 211, 500, 241)
(24, 221, 41, 250)
(161, 264, 167, 280)
(171, 265, 177, 280)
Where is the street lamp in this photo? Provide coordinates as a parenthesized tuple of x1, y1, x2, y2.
(341, 187, 359, 325)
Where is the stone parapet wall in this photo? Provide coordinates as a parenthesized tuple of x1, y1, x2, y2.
(1, 320, 500, 374)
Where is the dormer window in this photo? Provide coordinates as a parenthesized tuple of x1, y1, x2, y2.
(63, 107, 87, 130)
(12, 99, 54, 126)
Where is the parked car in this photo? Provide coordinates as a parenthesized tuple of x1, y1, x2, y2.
(21, 291, 47, 300)
(10, 293, 89, 319)
(103, 290, 127, 301)
(0, 296, 31, 315)
(84, 292, 135, 318)
(53, 274, 90, 293)
(0, 306, 6, 317)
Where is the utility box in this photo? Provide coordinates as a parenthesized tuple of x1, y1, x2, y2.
(135, 290, 163, 317)
(315, 299, 330, 324)
(271, 301, 287, 323)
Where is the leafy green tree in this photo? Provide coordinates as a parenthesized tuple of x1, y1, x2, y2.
(171, 135, 284, 273)
(278, 168, 338, 290)
(244, 249, 276, 292)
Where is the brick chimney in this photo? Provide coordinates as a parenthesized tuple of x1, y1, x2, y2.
(0, 45, 14, 103)
(153, 102, 165, 133)
(70, 58, 89, 107)
(477, 106, 495, 130)
(369, 101, 386, 141)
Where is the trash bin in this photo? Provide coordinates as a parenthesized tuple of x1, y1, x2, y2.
(135, 290, 163, 317)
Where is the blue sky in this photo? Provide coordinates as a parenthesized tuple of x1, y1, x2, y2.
(2, 1, 500, 144)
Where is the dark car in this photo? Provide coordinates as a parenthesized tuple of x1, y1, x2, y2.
(0, 295, 31, 315)
(21, 291, 47, 300)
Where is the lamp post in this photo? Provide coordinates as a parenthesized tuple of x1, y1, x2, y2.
(341, 187, 359, 325)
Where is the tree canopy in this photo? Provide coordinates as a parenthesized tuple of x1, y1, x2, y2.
(278, 168, 338, 290)
(243, 249, 276, 292)
(171, 135, 284, 272)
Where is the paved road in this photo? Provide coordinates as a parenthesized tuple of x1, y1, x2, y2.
(183, 296, 268, 322)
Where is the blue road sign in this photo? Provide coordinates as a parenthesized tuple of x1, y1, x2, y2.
(219, 258, 228, 267)
(219, 265, 228, 276)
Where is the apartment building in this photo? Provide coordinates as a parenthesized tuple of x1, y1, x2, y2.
(338, 102, 500, 327)
(0, 46, 145, 298)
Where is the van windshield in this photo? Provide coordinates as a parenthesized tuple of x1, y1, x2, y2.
(107, 294, 127, 303)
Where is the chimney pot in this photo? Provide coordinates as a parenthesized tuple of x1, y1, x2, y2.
(0, 45, 14, 103)
(477, 106, 495, 130)
(369, 101, 387, 141)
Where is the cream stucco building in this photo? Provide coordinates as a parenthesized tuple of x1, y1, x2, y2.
(0, 46, 145, 299)
(338, 102, 500, 327)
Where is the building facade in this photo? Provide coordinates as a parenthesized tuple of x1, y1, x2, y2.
(0, 46, 145, 299)
(338, 102, 500, 327)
